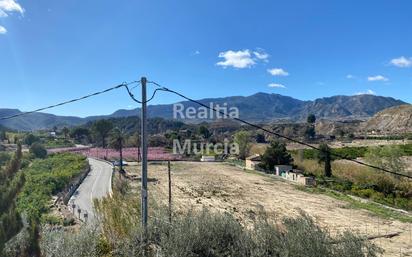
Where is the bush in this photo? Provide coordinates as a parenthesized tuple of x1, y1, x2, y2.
(23, 134, 40, 146)
(351, 188, 375, 198)
(43, 139, 75, 149)
(29, 143, 47, 159)
(0, 152, 11, 167)
(41, 214, 62, 225)
(62, 217, 75, 227)
(40, 226, 101, 257)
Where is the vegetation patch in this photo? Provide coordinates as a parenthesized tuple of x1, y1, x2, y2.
(296, 158, 412, 210)
(0, 145, 24, 253)
(297, 186, 412, 223)
(293, 144, 412, 160)
(17, 153, 88, 223)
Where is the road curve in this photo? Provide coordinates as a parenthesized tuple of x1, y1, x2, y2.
(70, 158, 113, 222)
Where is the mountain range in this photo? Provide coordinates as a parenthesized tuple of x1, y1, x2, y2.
(0, 93, 407, 131)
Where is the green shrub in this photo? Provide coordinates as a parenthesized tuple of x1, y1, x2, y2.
(0, 152, 11, 167)
(23, 134, 40, 146)
(351, 188, 375, 198)
(62, 217, 75, 227)
(41, 214, 62, 225)
(29, 143, 47, 159)
(44, 139, 75, 149)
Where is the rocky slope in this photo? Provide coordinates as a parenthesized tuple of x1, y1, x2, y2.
(363, 104, 412, 134)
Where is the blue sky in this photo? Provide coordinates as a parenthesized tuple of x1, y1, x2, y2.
(0, 0, 411, 117)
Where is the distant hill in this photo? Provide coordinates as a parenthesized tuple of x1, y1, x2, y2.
(0, 109, 84, 131)
(0, 93, 407, 131)
(95, 93, 406, 122)
(363, 104, 412, 134)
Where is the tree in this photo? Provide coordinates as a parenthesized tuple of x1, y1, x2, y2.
(260, 141, 293, 171)
(70, 127, 90, 142)
(255, 133, 266, 143)
(304, 126, 316, 140)
(307, 114, 316, 124)
(109, 128, 127, 172)
(61, 127, 70, 140)
(336, 129, 345, 139)
(23, 134, 40, 146)
(29, 143, 47, 159)
(198, 126, 211, 140)
(149, 135, 168, 147)
(317, 143, 332, 177)
(92, 120, 113, 148)
(305, 114, 317, 140)
(365, 145, 406, 177)
(234, 130, 252, 160)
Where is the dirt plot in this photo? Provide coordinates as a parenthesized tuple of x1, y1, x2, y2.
(128, 162, 411, 257)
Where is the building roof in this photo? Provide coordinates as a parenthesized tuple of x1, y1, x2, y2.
(246, 154, 261, 161)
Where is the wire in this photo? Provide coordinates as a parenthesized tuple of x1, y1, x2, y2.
(125, 83, 167, 104)
(148, 81, 412, 180)
(0, 81, 138, 121)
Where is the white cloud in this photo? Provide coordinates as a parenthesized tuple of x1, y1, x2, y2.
(368, 75, 388, 82)
(0, 0, 24, 34)
(216, 50, 256, 68)
(253, 50, 269, 61)
(267, 68, 289, 76)
(390, 56, 412, 68)
(356, 89, 376, 95)
(346, 74, 354, 79)
(0, 0, 24, 15)
(193, 50, 200, 55)
(268, 83, 286, 88)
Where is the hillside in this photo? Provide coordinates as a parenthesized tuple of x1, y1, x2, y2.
(363, 104, 412, 134)
(0, 109, 84, 131)
(0, 93, 407, 131)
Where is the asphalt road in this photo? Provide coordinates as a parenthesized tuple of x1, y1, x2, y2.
(70, 158, 113, 222)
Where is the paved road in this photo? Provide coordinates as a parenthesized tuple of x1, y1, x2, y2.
(70, 158, 113, 222)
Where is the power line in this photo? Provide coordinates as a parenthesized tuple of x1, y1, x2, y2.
(125, 83, 167, 104)
(0, 81, 138, 121)
(148, 81, 412, 180)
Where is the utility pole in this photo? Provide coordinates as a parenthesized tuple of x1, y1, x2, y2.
(168, 160, 172, 223)
(141, 77, 148, 234)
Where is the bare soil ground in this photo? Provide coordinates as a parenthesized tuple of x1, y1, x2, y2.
(127, 161, 411, 257)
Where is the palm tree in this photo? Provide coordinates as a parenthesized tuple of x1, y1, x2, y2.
(110, 128, 127, 172)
